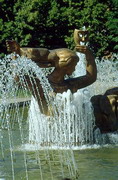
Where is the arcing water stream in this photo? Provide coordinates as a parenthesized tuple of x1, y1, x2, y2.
(0, 53, 118, 179)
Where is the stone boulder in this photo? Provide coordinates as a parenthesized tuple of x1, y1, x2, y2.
(91, 87, 118, 133)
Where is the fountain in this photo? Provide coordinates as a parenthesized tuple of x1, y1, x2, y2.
(0, 29, 118, 179)
(0, 54, 79, 180)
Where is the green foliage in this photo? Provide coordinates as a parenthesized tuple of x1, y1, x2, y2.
(106, 0, 118, 52)
(0, 0, 117, 57)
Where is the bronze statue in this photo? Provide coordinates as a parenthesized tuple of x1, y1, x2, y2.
(91, 87, 118, 133)
(6, 29, 97, 114)
(6, 29, 97, 93)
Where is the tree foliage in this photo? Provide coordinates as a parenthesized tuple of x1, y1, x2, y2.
(0, 0, 117, 57)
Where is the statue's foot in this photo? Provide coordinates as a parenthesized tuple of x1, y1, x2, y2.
(6, 40, 20, 54)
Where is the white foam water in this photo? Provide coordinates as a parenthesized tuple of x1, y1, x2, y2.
(0, 54, 79, 180)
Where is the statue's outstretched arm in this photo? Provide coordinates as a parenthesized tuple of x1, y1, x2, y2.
(6, 40, 53, 68)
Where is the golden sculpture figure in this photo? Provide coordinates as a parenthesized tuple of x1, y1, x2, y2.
(91, 87, 118, 133)
(6, 29, 97, 114)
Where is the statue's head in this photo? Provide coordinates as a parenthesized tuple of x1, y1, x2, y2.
(74, 29, 89, 46)
(53, 49, 79, 76)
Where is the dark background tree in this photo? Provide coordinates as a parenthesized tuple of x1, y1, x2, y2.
(0, 0, 118, 58)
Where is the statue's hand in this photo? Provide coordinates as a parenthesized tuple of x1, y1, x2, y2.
(6, 40, 20, 54)
(6, 40, 15, 52)
(75, 45, 95, 61)
(75, 45, 90, 54)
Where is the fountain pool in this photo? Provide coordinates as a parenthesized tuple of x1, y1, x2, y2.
(0, 53, 118, 179)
